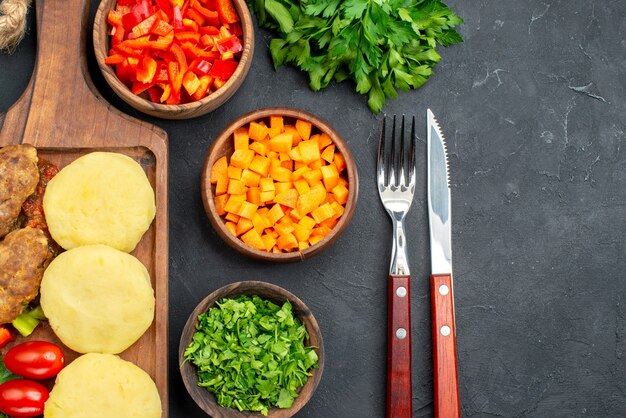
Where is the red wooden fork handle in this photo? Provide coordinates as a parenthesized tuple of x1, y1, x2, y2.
(431, 273, 460, 418)
(386, 275, 412, 418)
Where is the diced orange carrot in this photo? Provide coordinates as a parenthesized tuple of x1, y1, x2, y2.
(231, 149, 255, 169)
(252, 212, 270, 234)
(275, 189, 298, 208)
(332, 184, 349, 205)
(298, 140, 321, 164)
(269, 133, 293, 153)
(247, 187, 261, 205)
(298, 215, 316, 229)
(291, 166, 310, 181)
(262, 234, 277, 251)
(225, 212, 240, 223)
(260, 190, 275, 204)
(270, 166, 292, 183)
(249, 155, 270, 176)
(296, 185, 326, 215)
(293, 223, 312, 242)
(298, 241, 310, 251)
(294, 179, 310, 195)
(330, 201, 345, 218)
(294, 161, 307, 170)
(234, 127, 249, 150)
(288, 147, 302, 161)
(241, 169, 261, 187)
(334, 152, 346, 172)
(267, 203, 285, 225)
(308, 234, 324, 245)
(321, 145, 335, 163)
(224, 193, 246, 214)
(248, 121, 269, 141)
(267, 228, 279, 239)
(259, 178, 275, 192)
(236, 218, 254, 236)
(308, 159, 323, 170)
(289, 208, 302, 220)
(295, 119, 312, 141)
(284, 125, 302, 145)
(237, 201, 258, 219)
(280, 160, 293, 171)
(274, 221, 295, 236)
(272, 246, 282, 254)
(320, 164, 340, 191)
(241, 229, 265, 250)
(249, 141, 267, 156)
(277, 232, 298, 251)
(324, 194, 337, 205)
(311, 203, 335, 223)
(214, 194, 229, 216)
(215, 176, 229, 195)
(312, 225, 333, 237)
(274, 182, 293, 194)
(302, 169, 322, 187)
(225, 221, 237, 236)
(228, 165, 242, 180)
(321, 218, 338, 230)
(269, 115, 284, 137)
(210, 156, 228, 184)
(227, 179, 247, 195)
(318, 133, 333, 150)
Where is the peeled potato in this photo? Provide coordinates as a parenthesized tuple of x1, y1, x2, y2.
(44, 353, 161, 418)
(40, 245, 155, 354)
(43, 152, 155, 252)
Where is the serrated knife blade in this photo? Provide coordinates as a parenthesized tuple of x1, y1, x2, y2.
(427, 109, 461, 418)
(427, 109, 452, 275)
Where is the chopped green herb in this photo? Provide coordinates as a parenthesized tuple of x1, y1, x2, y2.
(0, 360, 20, 385)
(184, 295, 319, 416)
(248, 0, 464, 113)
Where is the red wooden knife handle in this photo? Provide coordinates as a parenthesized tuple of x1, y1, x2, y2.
(431, 273, 460, 418)
(386, 275, 412, 418)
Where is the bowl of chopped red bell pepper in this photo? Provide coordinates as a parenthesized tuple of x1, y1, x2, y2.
(94, 0, 253, 119)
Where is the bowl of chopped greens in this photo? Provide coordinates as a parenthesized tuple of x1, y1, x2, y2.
(179, 281, 324, 417)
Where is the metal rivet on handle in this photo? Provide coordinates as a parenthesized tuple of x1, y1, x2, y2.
(396, 286, 407, 297)
(439, 284, 449, 296)
(441, 325, 451, 336)
(396, 328, 407, 339)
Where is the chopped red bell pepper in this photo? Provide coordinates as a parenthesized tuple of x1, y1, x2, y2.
(216, 0, 239, 24)
(172, 5, 184, 30)
(106, 0, 241, 104)
(136, 54, 158, 83)
(192, 75, 213, 100)
(150, 17, 173, 36)
(230, 22, 242, 37)
(185, 8, 205, 26)
(208, 59, 237, 79)
(189, 58, 212, 75)
(175, 31, 201, 44)
(182, 71, 201, 95)
(0, 326, 13, 349)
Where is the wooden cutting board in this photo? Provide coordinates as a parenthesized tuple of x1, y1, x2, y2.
(0, 0, 169, 415)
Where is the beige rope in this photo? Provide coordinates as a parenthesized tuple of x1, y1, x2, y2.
(0, 0, 31, 53)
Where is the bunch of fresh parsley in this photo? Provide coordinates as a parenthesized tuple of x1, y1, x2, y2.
(247, 0, 464, 113)
(184, 295, 318, 416)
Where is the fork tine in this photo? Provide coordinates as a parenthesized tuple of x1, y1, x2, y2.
(399, 115, 406, 187)
(408, 115, 416, 186)
(389, 115, 396, 186)
(377, 115, 386, 186)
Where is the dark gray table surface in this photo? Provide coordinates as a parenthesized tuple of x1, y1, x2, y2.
(1, 1, 625, 416)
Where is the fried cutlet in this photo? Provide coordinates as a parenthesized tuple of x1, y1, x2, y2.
(0, 227, 51, 324)
(0, 144, 39, 238)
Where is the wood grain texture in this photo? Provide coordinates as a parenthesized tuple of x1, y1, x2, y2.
(93, 0, 254, 119)
(431, 273, 460, 418)
(200, 107, 359, 262)
(386, 274, 412, 418)
(0, 0, 169, 415)
(178, 281, 324, 417)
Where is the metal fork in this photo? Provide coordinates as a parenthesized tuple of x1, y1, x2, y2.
(377, 115, 416, 418)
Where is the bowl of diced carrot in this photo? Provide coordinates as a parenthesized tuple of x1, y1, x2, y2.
(93, 0, 253, 119)
(201, 108, 358, 262)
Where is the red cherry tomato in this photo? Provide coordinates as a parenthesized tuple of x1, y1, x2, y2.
(0, 379, 49, 417)
(4, 341, 65, 380)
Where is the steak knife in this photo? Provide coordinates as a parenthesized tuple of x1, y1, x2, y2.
(427, 109, 461, 417)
